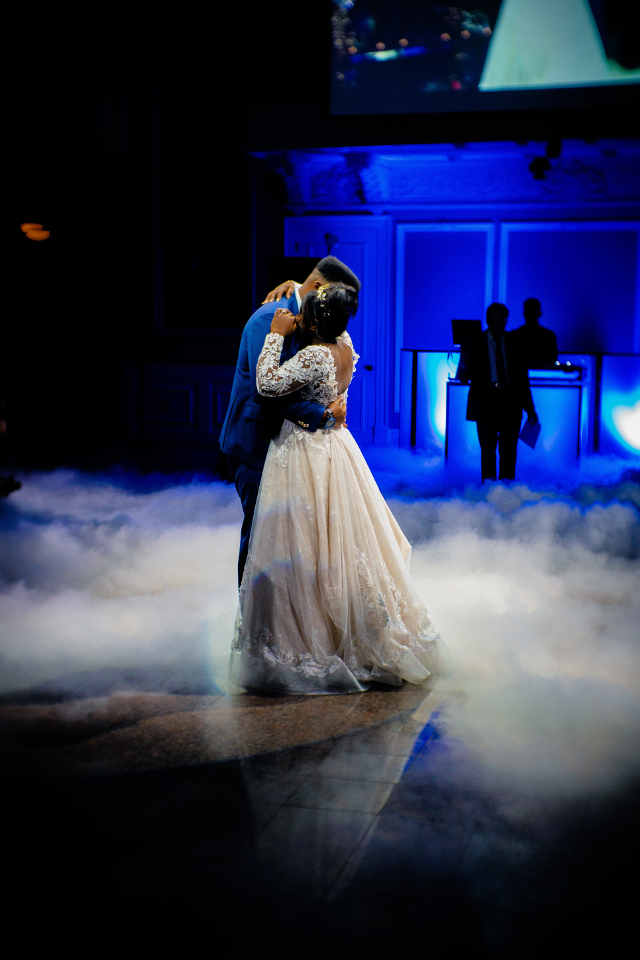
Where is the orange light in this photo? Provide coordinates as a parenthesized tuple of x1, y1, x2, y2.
(399, 38, 409, 47)
(461, 29, 471, 39)
(482, 27, 492, 36)
(20, 222, 43, 233)
(440, 32, 451, 41)
(25, 229, 51, 241)
(347, 45, 358, 54)
(375, 41, 385, 50)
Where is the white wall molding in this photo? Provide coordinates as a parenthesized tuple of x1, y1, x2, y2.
(498, 221, 640, 353)
(395, 222, 495, 412)
(257, 140, 640, 211)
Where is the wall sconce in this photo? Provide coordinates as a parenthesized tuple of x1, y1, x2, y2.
(20, 222, 51, 241)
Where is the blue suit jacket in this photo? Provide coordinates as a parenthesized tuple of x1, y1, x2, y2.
(219, 294, 326, 469)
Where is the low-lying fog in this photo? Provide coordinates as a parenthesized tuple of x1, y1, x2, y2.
(2, 453, 639, 802)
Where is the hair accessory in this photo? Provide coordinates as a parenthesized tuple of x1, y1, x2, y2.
(315, 283, 332, 324)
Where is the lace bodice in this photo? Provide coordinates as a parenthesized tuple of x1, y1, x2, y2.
(256, 330, 359, 407)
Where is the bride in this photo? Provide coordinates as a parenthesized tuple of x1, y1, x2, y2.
(230, 282, 439, 695)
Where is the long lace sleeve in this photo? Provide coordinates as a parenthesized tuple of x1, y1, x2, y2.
(337, 330, 360, 375)
(256, 333, 329, 397)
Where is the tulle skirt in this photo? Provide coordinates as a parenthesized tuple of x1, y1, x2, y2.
(230, 422, 439, 694)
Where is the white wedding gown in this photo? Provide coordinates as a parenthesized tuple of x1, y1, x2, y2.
(229, 330, 439, 695)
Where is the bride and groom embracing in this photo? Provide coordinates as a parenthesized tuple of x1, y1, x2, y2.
(220, 256, 439, 695)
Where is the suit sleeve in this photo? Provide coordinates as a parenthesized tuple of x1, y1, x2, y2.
(516, 349, 536, 417)
(246, 322, 326, 432)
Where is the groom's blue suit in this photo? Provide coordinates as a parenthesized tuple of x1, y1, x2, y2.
(220, 292, 327, 585)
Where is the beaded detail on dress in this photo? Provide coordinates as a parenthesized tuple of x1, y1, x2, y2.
(256, 330, 358, 405)
(230, 328, 439, 695)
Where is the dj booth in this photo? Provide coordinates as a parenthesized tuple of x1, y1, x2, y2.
(399, 310, 640, 473)
(445, 365, 587, 474)
(399, 347, 597, 476)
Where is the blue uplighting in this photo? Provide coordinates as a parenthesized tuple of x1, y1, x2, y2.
(403, 710, 442, 774)
(600, 356, 640, 456)
(611, 401, 640, 452)
(274, 142, 640, 480)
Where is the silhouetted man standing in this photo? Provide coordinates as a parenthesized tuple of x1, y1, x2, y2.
(512, 297, 558, 368)
(459, 302, 538, 482)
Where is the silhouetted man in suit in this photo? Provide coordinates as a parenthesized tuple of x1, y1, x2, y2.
(458, 302, 538, 482)
(512, 297, 558, 368)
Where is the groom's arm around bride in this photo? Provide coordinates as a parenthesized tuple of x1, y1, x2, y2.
(220, 257, 359, 585)
(219, 287, 343, 470)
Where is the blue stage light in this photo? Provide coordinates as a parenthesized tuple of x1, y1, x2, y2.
(611, 402, 640, 452)
(400, 350, 451, 452)
(600, 356, 640, 457)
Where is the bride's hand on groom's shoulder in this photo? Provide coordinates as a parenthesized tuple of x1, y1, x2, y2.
(271, 308, 298, 336)
(263, 280, 298, 304)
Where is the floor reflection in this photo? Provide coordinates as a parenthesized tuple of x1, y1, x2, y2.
(2, 681, 638, 956)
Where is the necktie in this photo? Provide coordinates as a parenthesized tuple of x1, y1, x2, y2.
(495, 336, 507, 386)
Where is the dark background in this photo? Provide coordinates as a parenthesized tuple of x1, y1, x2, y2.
(2, 4, 637, 472)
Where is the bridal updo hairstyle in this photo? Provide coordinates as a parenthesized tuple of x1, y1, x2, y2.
(299, 255, 360, 344)
(301, 282, 359, 344)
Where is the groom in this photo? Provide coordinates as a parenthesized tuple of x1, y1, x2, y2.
(220, 255, 362, 586)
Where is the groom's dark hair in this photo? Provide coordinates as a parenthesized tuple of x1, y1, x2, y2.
(316, 256, 361, 292)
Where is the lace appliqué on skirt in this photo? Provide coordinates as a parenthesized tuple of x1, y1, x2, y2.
(229, 424, 439, 696)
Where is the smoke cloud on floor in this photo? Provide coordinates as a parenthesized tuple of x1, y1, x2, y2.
(1, 456, 639, 805)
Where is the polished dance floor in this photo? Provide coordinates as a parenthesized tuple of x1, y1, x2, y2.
(3, 680, 639, 957)
(2, 463, 640, 956)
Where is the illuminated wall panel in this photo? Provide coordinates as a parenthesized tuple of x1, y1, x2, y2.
(396, 223, 494, 410)
(499, 223, 640, 354)
(400, 349, 457, 452)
